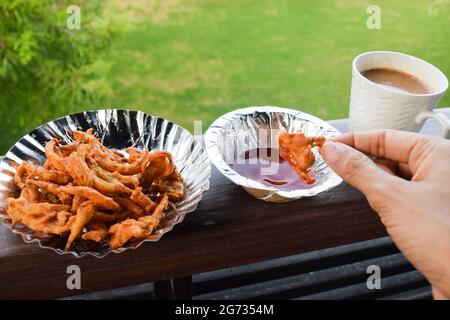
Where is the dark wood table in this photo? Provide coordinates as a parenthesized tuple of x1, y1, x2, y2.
(1, 108, 448, 299)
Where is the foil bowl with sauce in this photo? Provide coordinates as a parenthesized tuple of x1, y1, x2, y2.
(205, 106, 343, 202)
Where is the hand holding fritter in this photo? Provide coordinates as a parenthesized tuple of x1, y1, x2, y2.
(277, 130, 325, 184)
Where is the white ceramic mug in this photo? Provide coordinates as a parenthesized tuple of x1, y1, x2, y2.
(349, 51, 450, 138)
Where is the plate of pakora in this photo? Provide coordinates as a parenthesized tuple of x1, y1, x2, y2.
(205, 106, 342, 202)
(0, 109, 211, 257)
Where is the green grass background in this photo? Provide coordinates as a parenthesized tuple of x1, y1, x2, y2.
(104, 0, 450, 133)
(3, 0, 450, 151)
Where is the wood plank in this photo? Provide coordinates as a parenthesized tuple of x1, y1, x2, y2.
(0, 177, 384, 299)
(0, 108, 448, 299)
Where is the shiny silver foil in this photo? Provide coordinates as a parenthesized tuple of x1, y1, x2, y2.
(0, 109, 211, 258)
(205, 106, 342, 202)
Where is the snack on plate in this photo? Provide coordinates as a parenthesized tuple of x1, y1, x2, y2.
(277, 130, 326, 185)
(6, 128, 185, 251)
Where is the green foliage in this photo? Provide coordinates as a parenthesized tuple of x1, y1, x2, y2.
(106, 0, 449, 135)
(0, 0, 111, 153)
(1, 0, 449, 153)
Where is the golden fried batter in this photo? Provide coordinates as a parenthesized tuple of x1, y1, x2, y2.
(7, 129, 185, 251)
(19, 185, 42, 203)
(44, 139, 67, 172)
(93, 211, 129, 223)
(58, 186, 120, 211)
(108, 218, 149, 249)
(7, 200, 74, 235)
(90, 161, 140, 189)
(153, 169, 185, 201)
(65, 201, 95, 251)
(114, 197, 145, 218)
(71, 195, 85, 213)
(108, 195, 169, 249)
(277, 130, 325, 185)
(93, 147, 146, 175)
(65, 147, 132, 195)
(126, 147, 144, 162)
(15, 162, 69, 185)
(82, 221, 109, 242)
(26, 180, 72, 205)
(140, 152, 175, 187)
(130, 187, 155, 212)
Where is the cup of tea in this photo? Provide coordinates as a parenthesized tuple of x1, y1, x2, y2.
(349, 51, 449, 138)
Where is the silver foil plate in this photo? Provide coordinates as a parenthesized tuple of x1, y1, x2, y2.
(205, 106, 342, 202)
(0, 109, 211, 258)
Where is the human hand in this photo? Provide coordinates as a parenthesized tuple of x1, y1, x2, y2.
(320, 130, 450, 299)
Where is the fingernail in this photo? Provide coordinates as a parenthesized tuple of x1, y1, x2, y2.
(321, 141, 344, 164)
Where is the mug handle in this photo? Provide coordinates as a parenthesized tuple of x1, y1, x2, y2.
(415, 110, 450, 139)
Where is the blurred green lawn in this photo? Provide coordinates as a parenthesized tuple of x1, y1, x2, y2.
(2, 0, 449, 152)
(104, 0, 450, 133)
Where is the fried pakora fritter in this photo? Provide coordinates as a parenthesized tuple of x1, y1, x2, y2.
(277, 130, 326, 185)
(7, 129, 184, 251)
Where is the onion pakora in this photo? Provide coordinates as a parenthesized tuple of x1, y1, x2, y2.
(6, 129, 185, 251)
(277, 130, 326, 185)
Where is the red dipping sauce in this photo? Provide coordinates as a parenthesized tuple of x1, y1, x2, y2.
(231, 148, 311, 190)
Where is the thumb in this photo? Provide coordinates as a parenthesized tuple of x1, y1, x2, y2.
(321, 141, 398, 197)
